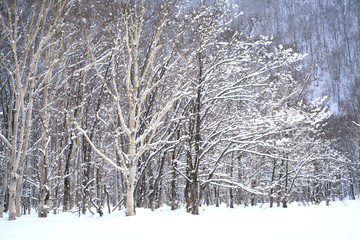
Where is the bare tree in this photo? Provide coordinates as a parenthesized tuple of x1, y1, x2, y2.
(0, 0, 72, 220)
(73, 0, 202, 216)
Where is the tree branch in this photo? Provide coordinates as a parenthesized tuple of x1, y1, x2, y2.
(0, 132, 12, 149)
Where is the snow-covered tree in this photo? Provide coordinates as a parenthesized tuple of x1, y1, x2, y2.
(0, 0, 73, 220)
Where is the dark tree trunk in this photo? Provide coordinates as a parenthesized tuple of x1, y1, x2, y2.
(0, 157, 8, 217)
(277, 160, 284, 207)
(189, 52, 203, 215)
(214, 186, 220, 207)
(63, 134, 73, 211)
(170, 158, 178, 210)
(282, 159, 289, 208)
(96, 161, 103, 215)
(270, 159, 277, 208)
(53, 146, 62, 214)
(229, 161, 234, 208)
(190, 179, 202, 215)
(229, 189, 234, 208)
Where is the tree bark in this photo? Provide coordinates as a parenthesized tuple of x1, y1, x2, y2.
(96, 159, 103, 214)
(125, 165, 136, 216)
(63, 133, 73, 211)
(38, 72, 50, 218)
(171, 156, 178, 210)
(0, 154, 8, 218)
(270, 159, 277, 208)
(282, 159, 289, 208)
(8, 176, 17, 220)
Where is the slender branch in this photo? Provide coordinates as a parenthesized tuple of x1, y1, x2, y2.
(75, 123, 126, 173)
(0, 132, 12, 149)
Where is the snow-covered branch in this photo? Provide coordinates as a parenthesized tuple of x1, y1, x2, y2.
(0, 132, 12, 149)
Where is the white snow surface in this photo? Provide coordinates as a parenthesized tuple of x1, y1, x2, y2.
(1, 200, 360, 240)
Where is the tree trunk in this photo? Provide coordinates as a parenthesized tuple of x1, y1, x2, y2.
(104, 185, 111, 214)
(282, 159, 289, 208)
(15, 174, 23, 217)
(170, 159, 177, 210)
(53, 141, 62, 214)
(277, 160, 284, 207)
(229, 161, 234, 208)
(0, 157, 8, 218)
(81, 139, 91, 215)
(125, 81, 137, 216)
(8, 94, 22, 221)
(348, 169, 356, 200)
(38, 59, 51, 218)
(184, 180, 191, 213)
(282, 198, 288, 208)
(63, 134, 73, 211)
(38, 186, 50, 218)
(270, 159, 277, 208)
(125, 165, 136, 216)
(190, 178, 202, 215)
(38, 152, 48, 218)
(15, 149, 29, 218)
(96, 160, 103, 214)
(8, 175, 17, 220)
(70, 145, 79, 211)
(229, 188, 234, 208)
(214, 186, 220, 207)
(189, 52, 203, 216)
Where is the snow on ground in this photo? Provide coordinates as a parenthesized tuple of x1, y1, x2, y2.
(1, 200, 360, 240)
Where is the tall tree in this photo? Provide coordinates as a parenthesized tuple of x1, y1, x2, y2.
(74, 0, 202, 216)
(0, 0, 72, 220)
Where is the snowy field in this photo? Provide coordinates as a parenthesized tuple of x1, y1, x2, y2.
(1, 200, 360, 240)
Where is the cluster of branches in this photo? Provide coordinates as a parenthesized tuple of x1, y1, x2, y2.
(0, 0, 358, 221)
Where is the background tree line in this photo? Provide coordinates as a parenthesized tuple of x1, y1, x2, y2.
(0, 0, 358, 220)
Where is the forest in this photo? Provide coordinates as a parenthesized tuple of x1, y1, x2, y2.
(0, 0, 359, 221)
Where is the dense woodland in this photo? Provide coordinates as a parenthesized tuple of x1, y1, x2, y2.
(0, 0, 359, 220)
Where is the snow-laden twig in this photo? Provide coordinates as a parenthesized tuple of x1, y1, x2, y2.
(203, 179, 267, 196)
(75, 122, 126, 173)
(0, 132, 12, 149)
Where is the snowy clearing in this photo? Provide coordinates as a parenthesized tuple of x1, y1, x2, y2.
(1, 200, 360, 240)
